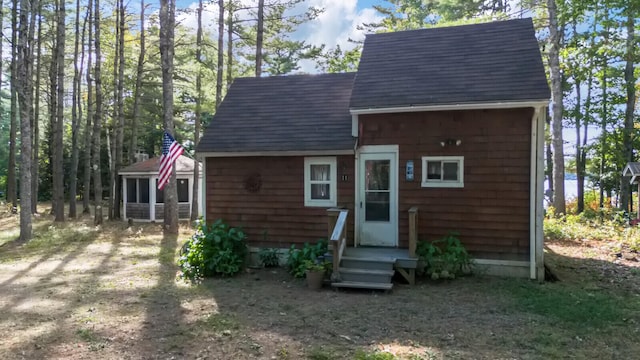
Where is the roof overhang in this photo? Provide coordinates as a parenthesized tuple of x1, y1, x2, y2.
(349, 100, 549, 115)
(622, 163, 640, 184)
(198, 149, 355, 158)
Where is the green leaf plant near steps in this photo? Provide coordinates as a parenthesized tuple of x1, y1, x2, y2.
(416, 232, 472, 280)
(286, 239, 328, 278)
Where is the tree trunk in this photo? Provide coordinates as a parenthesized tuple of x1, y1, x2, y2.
(83, 0, 94, 215)
(620, 10, 636, 213)
(8, 0, 18, 211)
(160, 0, 179, 234)
(129, 0, 146, 164)
(191, 0, 203, 221)
(108, 4, 120, 220)
(31, 0, 42, 214)
(52, 0, 66, 222)
(69, 0, 83, 218)
(547, 0, 565, 214)
(17, 0, 33, 241)
(216, 0, 224, 109)
(112, 0, 126, 219)
(255, 0, 264, 77)
(226, 0, 233, 88)
(93, 0, 104, 225)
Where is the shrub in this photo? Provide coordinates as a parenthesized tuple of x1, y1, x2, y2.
(258, 248, 280, 267)
(178, 219, 247, 282)
(286, 239, 328, 278)
(416, 232, 471, 279)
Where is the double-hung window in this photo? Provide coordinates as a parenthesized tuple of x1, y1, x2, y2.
(421, 156, 464, 188)
(304, 157, 337, 207)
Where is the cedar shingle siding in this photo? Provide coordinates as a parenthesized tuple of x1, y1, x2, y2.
(205, 156, 355, 248)
(359, 108, 533, 260)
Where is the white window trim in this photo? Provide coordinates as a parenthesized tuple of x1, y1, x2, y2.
(421, 156, 464, 188)
(304, 157, 337, 207)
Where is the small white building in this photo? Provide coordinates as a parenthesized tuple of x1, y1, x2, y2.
(120, 155, 203, 222)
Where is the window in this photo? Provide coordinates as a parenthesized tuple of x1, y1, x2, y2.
(127, 178, 150, 203)
(177, 178, 189, 203)
(127, 178, 137, 203)
(304, 157, 337, 207)
(139, 179, 150, 204)
(156, 178, 189, 203)
(421, 156, 464, 188)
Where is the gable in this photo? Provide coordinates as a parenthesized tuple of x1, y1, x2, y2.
(350, 18, 550, 110)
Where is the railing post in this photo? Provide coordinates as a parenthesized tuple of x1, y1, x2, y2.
(408, 206, 418, 258)
(327, 208, 341, 281)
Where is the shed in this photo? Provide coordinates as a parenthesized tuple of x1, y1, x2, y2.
(119, 155, 203, 222)
(622, 162, 640, 220)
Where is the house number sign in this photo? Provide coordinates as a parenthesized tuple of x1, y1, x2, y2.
(406, 160, 414, 181)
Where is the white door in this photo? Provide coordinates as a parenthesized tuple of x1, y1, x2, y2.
(359, 151, 397, 247)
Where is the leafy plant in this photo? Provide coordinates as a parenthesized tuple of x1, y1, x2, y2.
(416, 232, 472, 280)
(286, 239, 328, 278)
(178, 219, 247, 282)
(258, 248, 280, 267)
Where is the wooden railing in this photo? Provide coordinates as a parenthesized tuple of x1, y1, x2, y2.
(327, 208, 348, 282)
(408, 206, 419, 258)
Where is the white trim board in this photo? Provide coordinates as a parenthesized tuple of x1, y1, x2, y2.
(350, 100, 549, 115)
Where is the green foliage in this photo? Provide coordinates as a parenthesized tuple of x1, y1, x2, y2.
(258, 248, 280, 268)
(416, 232, 472, 280)
(354, 350, 397, 360)
(178, 219, 247, 282)
(286, 239, 327, 278)
(544, 211, 640, 251)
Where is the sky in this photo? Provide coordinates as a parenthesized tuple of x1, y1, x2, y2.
(174, 0, 385, 73)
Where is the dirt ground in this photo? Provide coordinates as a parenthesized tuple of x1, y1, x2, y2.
(0, 211, 639, 359)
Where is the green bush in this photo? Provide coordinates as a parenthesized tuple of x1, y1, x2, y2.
(178, 219, 247, 282)
(258, 248, 280, 267)
(416, 232, 472, 280)
(286, 239, 328, 278)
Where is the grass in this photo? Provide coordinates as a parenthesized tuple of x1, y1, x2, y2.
(500, 279, 639, 329)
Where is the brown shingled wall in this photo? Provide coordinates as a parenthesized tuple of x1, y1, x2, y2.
(359, 108, 533, 261)
(205, 156, 355, 249)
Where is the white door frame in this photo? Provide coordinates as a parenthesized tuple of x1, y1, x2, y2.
(355, 145, 399, 247)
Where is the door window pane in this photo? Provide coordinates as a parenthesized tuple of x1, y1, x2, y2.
(366, 160, 390, 190)
(139, 179, 150, 203)
(311, 184, 330, 200)
(365, 192, 390, 222)
(127, 179, 137, 203)
(177, 178, 189, 203)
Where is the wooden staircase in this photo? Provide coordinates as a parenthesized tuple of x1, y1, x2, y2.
(326, 207, 420, 291)
(328, 247, 417, 291)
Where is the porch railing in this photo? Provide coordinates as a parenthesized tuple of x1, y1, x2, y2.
(408, 206, 419, 258)
(327, 208, 348, 282)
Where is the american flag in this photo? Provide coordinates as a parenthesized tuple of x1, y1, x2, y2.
(158, 131, 184, 190)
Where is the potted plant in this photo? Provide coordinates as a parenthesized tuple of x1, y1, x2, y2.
(304, 260, 329, 290)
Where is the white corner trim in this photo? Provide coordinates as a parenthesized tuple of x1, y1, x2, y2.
(350, 100, 550, 115)
(529, 105, 546, 280)
(199, 150, 354, 158)
(352, 114, 359, 137)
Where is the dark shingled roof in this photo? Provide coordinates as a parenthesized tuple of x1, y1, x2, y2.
(350, 18, 550, 109)
(196, 73, 356, 153)
(119, 155, 199, 174)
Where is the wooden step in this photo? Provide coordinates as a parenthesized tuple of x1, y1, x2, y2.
(339, 267, 394, 283)
(340, 256, 395, 271)
(331, 281, 393, 291)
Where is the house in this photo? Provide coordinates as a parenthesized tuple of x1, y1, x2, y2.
(120, 155, 203, 222)
(196, 18, 550, 286)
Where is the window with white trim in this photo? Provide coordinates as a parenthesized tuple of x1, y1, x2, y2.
(421, 156, 464, 188)
(304, 157, 337, 207)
